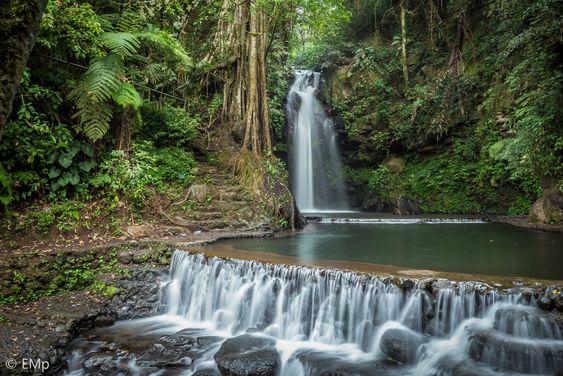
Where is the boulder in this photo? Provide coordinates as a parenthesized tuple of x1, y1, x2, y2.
(494, 306, 563, 339)
(469, 330, 563, 374)
(379, 328, 428, 364)
(293, 349, 400, 376)
(383, 156, 406, 173)
(189, 184, 209, 202)
(214, 334, 280, 376)
(392, 196, 420, 215)
(529, 189, 563, 224)
(126, 225, 154, 239)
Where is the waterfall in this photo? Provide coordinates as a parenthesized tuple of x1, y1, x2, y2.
(67, 251, 563, 375)
(159, 251, 563, 375)
(287, 70, 349, 213)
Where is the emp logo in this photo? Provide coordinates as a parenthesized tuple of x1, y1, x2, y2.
(5, 358, 50, 372)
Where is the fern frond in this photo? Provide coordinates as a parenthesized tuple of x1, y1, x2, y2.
(144, 63, 175, 85)
(70, 54, 126, 142)
(81, 54, 124, 102)
(100, 32, 140, 58)
(74, 101, 114, 142)
(138, 31, 192, 67)
(117, 10, 144, 33)
(98, 14, 118, 32)
(113, 82, 142, 110)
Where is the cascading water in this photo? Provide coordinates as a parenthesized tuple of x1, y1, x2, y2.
(287, 70, 349, 213)
(66, 251, 563, 375)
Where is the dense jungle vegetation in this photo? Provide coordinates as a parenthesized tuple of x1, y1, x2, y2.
(0, 0, 561, 240)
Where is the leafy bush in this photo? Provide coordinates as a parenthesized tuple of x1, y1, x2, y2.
(139, 103, 199, 146)
(91, 141, 195, 205)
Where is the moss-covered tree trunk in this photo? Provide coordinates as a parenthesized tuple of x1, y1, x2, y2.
(0, 0, 48, 137)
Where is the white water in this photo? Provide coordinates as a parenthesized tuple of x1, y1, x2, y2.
(156, 251, 563, 375)
(67, 251, 563, 375)
(319, 217, 487, 224)
(287, 70, 348, 213)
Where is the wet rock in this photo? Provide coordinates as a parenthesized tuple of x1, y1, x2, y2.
(529, 189, 563, 224)
(196, 336, 224, 348)
(469, 330, 563, 374)
(193, 369, 220, 376)
(293, 349, 400, 376)
(494, 307, 563, 339)
(82, 351, 116, 369)
(93, 314, 115, 328)
(392, 196, 420, 215)
(214, 334, 280, 376)
(379, 328, 428, 364)
(432, 354, 499, 376)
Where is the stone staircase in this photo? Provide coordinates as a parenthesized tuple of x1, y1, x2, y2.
(172, 162, 270, 231)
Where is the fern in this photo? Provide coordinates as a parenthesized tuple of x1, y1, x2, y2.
(77, 101, 114, 142)
(138, 31, 192, 67)
(117, 10, 144, 33)
(113, 82, 142, 110)
(70, 55, 123, 142)
(100, 32, 140, 58)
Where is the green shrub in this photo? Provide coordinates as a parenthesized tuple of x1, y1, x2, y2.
(139, 103, 199, 147)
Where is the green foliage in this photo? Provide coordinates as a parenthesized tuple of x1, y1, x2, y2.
(39, 1, 103, 59)
(91, 142, 195, 206)
(139, 103, 199, 147)
(0, 249, 120, 305)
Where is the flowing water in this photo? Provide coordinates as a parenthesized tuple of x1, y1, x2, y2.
(287, 70, 348, 212)
(66, 251, 563, 375)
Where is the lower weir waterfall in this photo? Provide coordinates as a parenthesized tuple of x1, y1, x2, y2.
(287, 70, 349, 213)
(67, 250, 563, 375)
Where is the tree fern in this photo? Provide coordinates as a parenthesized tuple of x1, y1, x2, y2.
(113, 82, 142, 109)
(138, 30, 192, 67)
(116, 10, 144, 33)
(100, 32, 140, 58)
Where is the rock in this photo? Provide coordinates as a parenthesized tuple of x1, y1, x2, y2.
(93, 314, 115, 327)
(494, 306, 563, 339)
(469, 330, 563, 374)
(126, 225, 154, 239)
(214, 334, 280, 376)
(189, 184, 209, 202)
(293, 349, 400, 376)
(529, 189, 563, 224)
(392, 196, 420, 215)
(380, 327, 428, 364)
(383, 156, 406, 173)
(537, 286, 563, 311)
(117, 251, 132, 264)
(82, 351, 116, 369)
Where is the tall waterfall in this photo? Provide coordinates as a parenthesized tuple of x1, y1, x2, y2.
(287, 70, 349, 213)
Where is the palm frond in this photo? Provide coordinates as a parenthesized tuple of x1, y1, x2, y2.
(100, 32, 141, 58)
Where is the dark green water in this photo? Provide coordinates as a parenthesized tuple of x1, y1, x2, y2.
(223, 222, 563, 279)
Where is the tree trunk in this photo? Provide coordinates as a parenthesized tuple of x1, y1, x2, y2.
(116, 106, 133, 152)
(0, 0, 48, 137)
(211, 0, 271, 154)
(399, 0, 409, 90)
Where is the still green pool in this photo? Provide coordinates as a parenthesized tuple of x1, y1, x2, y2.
(221, 221, 563, 279)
